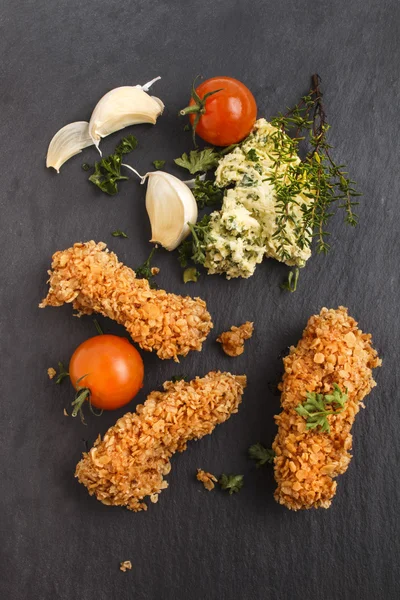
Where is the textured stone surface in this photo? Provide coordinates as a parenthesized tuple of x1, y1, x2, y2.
(0, 1, 399, 598)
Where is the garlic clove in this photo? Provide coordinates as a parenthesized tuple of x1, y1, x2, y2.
(89, 86, 164, 151)
(144, 171, 198, 251)
(46, 121, 94, 172)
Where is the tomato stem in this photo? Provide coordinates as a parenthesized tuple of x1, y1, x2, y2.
(180, 105, 203, 116)
(179, 76, 224, 146)
(71, 388, 91, 424)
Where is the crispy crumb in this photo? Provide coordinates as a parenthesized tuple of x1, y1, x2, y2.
(151, 267, 160, 275)
(217, 322, 254, 357)
(47, 367, 56, 380)
(75, 372, 246, 511)
(39, 241, 213, 361)
(119, 561, 132, 572)
(197, 469, 218, 491)
(63, 408, 69, 417)
(273, 307, 381, 511)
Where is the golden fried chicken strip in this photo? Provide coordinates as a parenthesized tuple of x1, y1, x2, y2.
(273, 307, 381, 510)
(39, 241, 213, 361)
(75, 371, 247, 511)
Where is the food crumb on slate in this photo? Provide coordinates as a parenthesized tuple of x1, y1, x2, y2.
(197, 469, 218, 491)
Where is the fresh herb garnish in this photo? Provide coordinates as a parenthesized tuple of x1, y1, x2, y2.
(134, 246, 158, 288)
(269, 74, 360, 259)
(174, 148, 220, 174)
(81, 163, 91, 171)
(114, 135, 138, 155)
(89, 135, 137, 195)
(54, 361, 69, 385)
(112, 230, 128, 238)
(179, 76, 223, 145)
(248, 443, 275, 467)
(171, 375, 188, 383)
(240, 173, 257, 187)
(281, 267, 300, 293)
(192, 176, 224, 209)
(152, 160, 166, 170)
(183, 267, 200, 283)
(219, 474, 244, 495)
(246, 148, 259, 162)
(178, 215, 212, 268)
(295, 383, 348, 433)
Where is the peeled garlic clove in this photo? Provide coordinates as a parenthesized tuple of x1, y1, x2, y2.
(144, 171, 198, 251)
(46, 122, 94, 172)
(89, 85, 164, 150)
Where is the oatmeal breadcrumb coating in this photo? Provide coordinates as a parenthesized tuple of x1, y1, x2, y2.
(217, 322, 254, 357)
(75, 371, 247, 511)
(197, 469, 218, 491)
(273, 307, 381, 510)
(39, 241, 213, 361)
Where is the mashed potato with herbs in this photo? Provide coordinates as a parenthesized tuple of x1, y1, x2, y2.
(204, 119, 314, 279)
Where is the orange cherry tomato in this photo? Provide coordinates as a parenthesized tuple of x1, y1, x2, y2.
(185, 76, 257, 146)
(69, 335, 144, 411)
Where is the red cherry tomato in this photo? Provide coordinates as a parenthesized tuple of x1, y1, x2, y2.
(69, 335, 144, 411)
(185, 76, 257, 146)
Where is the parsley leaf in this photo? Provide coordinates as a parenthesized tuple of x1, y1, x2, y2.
(153, 160, 166, 170)
(240, 173, 257, 187)
(134, 246, 158, 288)
(183, 267, 200, 283)
(192, 176, 224, 209)
(89, 135, 137, 195)
(114, 135, 138, 155)
(112, 230, 128, 238)
(295, 384, 348, 433)
(219, 474, 244, 495)
(89, 154, 128, 195)
(246, 148, 259, 162)
(174, 148, 220, 174)
(248, 443, 275, 467)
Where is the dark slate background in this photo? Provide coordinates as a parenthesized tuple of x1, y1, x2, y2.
(1, 1, 399, 599)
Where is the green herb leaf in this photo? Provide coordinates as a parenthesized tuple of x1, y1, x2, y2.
(114, 135, 138, 156)
(89, 154, 128, 196)
(219, 474, 244, 495)
(152, 160, 166, 170)
(281, 267, 300, 293)
(295, 383, 348, 433)
(183, 267, 200, 283)
(248, 443, 275, 467)
(246, 148, 259, 162)
(134, 246, 158, 288)
(81, 163, 91, 171)
(55, 361, 69, 385)
(174, 148, 220, 174)
(240, 173, 257, 187)
(192, 176, 224, 209)
(112, 230, 128, 238)
(183, 124, 191, 132)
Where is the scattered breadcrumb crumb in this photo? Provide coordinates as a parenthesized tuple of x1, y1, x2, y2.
(119, 561, 132, 572)
(39, 241, 213, 361)
(47, 367, 56, 380)
(75, 371, 246, 511)
(151, 266, 160, 275)
(217, 322, 254, 357)
(273, 307, 381, 511)
(197, 469, 218, 491)
(63, 408, 69, 417)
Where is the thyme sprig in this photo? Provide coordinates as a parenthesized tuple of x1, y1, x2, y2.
(269, 74, 360, 259)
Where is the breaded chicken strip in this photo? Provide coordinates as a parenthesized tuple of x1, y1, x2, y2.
(273, 307, 381, 510)
(75, 371, 247, 511)
(39, 241, 213, 361)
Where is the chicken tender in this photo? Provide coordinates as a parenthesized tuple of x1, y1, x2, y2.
(75, 371, 247, 511)
(273, 307, 381, 510)
(39, 241, 213, 361)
